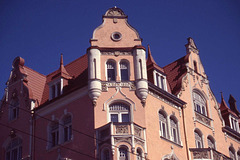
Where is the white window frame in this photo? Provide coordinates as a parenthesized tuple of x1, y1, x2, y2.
(194, 129, 203, 148)
(49, 78, 63, 100)
(5, 138, 22, 160)
(101, 148, 110, 160)
(119, 60, 130, 81)
(207, 135, 215, 149)
(9, 98, 19, 121)
(106, 60, 116, 81)
(118, 146, 129, 160)
(229, 147, 236, 160)
(109, 103, 130, 123)
(153, 70, 167, 91)
(62, 115, 72, 142)
(159, 111, 168, 138)
(49, 121, 59, 148)
(170, 116, 179, 144)
(136, 148, 143, 160)
(229, 115, 239, 132)
(193, 91, 207, 116)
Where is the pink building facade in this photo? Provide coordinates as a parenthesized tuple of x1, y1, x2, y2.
(1, 7, 240, 160)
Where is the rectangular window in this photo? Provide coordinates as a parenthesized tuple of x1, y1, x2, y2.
(64, 125, 72, 142)
(172, 128, 177, 143)
(51, 85, 55, 99)
(51, 130, 59, 147)
(154, 72, 167, 91)
(111, 114, 118, 122)
(160, 76, 165, 90)
(121, 114, 129, 122)
(162, 123, 166, 138)
(56, 82, 61, 97)
(107, 69, 115, 81)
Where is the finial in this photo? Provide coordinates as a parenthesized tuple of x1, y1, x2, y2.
(146, 44, 156, 64)
(185, 37, 199, 54)
(220, 92, 223, 99)
(60, 53, 63, 66)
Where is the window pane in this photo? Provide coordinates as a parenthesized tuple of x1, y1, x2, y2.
(111, 114, 118, 122)
(162, 123, 166, 138)
(6, 151, 10, 160)
(160, 76, 165, 90)
(121, 69, 129, 81)
(172, 128, 177, 143)
(122, 114, 129, 122)
(52, 85, 55, 98)
(196, 104, 201, 113)
(119, 148, 128, 160)
(57, 83, 61, 96)
(107, 69, 115, 81)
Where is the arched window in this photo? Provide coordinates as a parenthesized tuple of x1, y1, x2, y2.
(194, 129, 203, 148)
(50, 121, 59, 147)
(119, 146, 128, 160)
(229, 146, 236, 160)
(9, 98, 19, 120)
(207, 135, 215, 149)
(136, 148, 143, 160)
(107, 60, 116, 81)
(237, 151, 240, 160)
(101, 148, 110, 160)
(6, 137, 22, 160)
(109, 103, 130, 123)
(170, 116, 179, 143)
(62, 115, 72, 142)
(193, 61, 198, 73)
(120, 61, 129, 81)
(193, 91, 207, 116)
(159, 110, 168, 138)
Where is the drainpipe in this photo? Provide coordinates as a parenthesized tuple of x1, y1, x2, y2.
(182, 105, 191, 160)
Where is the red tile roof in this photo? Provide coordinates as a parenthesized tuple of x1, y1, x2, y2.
(163, 54, 189, 95)
(18, 53, 88, 107)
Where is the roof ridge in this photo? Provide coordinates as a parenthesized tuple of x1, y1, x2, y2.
(24, 66, 46, 77)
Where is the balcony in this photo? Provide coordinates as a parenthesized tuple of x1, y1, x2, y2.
(195, 111, 212, 126)
(97, 122, 145, 148)
(190, 148, 231, 160)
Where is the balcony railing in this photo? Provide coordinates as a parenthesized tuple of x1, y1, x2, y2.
(195, 111, 212, 126)
(97, 122, 145, 146)
(190, 148, 231, 160)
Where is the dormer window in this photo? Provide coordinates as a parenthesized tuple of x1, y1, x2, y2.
(153, 71, 167, 91)
(106, 60, 116, 81)
(229, 115, 239, 132)
(49, 80, 62, 100)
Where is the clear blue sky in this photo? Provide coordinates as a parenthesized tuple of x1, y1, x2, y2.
(0, 0, 240, 109)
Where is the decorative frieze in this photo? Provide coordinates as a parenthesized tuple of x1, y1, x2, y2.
(115, 125, 129, 134)
(192, 150, 209, 159)
(102, 81, 135, 92)
(114, 137, 131, 144)
(195, 111, 211, 126)
(134, 126, 142, 138)
(101, 51, 132, 56)
(148, 91, 180, 111)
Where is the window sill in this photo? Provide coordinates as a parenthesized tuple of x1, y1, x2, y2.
(160, 136, 183, 148)
(47, 139, 73, 152)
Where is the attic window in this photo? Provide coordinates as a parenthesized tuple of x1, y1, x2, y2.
(230, 115, 239, 132)
(154, 71, 167, 91)
(193, 61, 198, 73)
(111, 32, 122, 41)
(50, 81, 62, 100)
